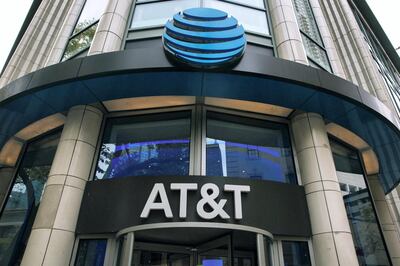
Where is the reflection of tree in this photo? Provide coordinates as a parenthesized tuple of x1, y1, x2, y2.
(63, 19, 97, 59)
(345, 190, 387, 264)
(99, 141, 190, 178)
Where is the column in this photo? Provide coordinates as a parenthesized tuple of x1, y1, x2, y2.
(337, 0, 396, 111)
(367, 175, 400, 265)
(88, 0, 133, 55)
(290, 113, 358, 266)
(21, 105, 103, 266)
(45, 0, 86, 66)
(389, 188, 400, 231)
(267, 0, 308, 64)
(0, 0, 74, 87)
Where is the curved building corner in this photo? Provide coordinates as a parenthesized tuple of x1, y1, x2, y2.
(0, 0, 400, 265)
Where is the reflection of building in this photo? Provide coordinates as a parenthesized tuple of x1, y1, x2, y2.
(0, 0, 400, 265)
(344, 190, 389, 265)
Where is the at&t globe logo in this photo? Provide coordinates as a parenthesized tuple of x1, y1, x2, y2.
(163, 7, 246, 68)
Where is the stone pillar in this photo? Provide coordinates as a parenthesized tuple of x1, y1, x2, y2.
(290, 113, 358, 266)
(337, 0, 396, 112)
(367, 175, 400, 265)
(0, 0, 74, 87)
(21, 105, 103, 266)
(389, 188, 400, 231)
(45, 0, 86, 66)
(88, 0, 133, 55)
(308, 0, 346, 79)
(267, 0, 308, 65)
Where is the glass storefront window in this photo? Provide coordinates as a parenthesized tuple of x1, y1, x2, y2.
(282, 241, 311, 266)
(330, 139, 391, 266)
(206, 112, 296, 184)
(75, 239, 107, 266)
(95, 112, 191, 179)
(0, 131, 61, 265)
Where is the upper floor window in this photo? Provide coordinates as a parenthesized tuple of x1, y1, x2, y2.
(94, 107, 297, 184)
(62, 0, 108, 61)
(292, 0, 332, 71)
(126, 0, 274, 50)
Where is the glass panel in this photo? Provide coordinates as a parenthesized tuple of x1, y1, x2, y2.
(63, 23, 97, 61)
(330, 140, 363, 174)
(0, 132, 61, 265)
(131, 0, 200, 29)
(75, 239, 107, 266)
(133, 250, 191, 266)
(206, 112, 296, 184)
(198, 246, 229, 266)
(301, 34, 331, 71)
(282, 241, 311, 266)
(292, 0, 322, 44)
(204, 0, 270, 35)
(330, 139, 391, 266)
(73, 0, 108, 34)
(226, 0, 265, 9)
(95, 112, 191, 179)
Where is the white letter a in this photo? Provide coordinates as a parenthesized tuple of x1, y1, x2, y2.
(140, 183, 173, 218)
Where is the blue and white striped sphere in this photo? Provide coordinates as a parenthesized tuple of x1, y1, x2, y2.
(163, 7, 246, 68)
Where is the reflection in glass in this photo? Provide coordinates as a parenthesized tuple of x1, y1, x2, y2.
(301, 35, 330, 71)
(292, 0, 322, 44)
(330, 139, 391, 266)
(131, 0, 200, 29)
(73, 0, 108, 34)
(282, 241, 311, 266)
(63, 24, 98, 61)
(75, 239, 107, 266)
(204, 0, 270, 35)
(227, 0, 265, 9)
(0, 131, 61, 265)
(95, 112, 191, 179)
(133, 250, 191, 266)
(292, 0, 331, 71)
(206, 113, 296, 184)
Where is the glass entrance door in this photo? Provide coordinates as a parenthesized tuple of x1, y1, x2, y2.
(130, 232, 259, 266)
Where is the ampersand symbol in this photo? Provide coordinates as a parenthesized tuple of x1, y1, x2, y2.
(196, 183, 230, 219)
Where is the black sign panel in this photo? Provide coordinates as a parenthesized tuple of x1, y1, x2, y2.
(77, 176, 311, 237)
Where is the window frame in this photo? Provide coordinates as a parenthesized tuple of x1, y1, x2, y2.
(70, 235, 118, 266)
(61, 0, 108, 62)
(90, 104, 298, 185)
(271, 236, 315, 266)
(292, 0, 332, 72)
(0, 127, 63, 265)
(124, 0, 276, 50)
(328, 135, 393, 265)
(201, 105, 298, 183)
(0, 126, 63, 216)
